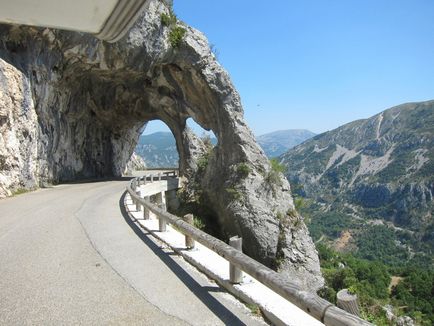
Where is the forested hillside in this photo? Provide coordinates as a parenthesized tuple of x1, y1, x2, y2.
(281, 100, 434, 324)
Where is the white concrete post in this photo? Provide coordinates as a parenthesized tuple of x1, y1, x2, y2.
(155, 191, 166, 211)
(229, 236, 243, 283)
(143, 196, 150, 220)
(183, 214, 195, 249)
(158, 203, 167, 232)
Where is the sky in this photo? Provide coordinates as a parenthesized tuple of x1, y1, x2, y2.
(144, 0, 434, 136)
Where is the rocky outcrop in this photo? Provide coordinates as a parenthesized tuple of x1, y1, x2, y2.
(125, 152, 146, 175)
(0, 59, 38, 196)
(0, 0, 322, 290)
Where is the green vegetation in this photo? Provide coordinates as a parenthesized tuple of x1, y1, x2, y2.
(236, 162, 251, 179)
(169, 26, 186, 48)
(356, 225, 410, 266)
(193, 215, 206, 230)
(245, 303, 262, 316)
(160, 11, 177, 26)
(196, 133, 215, 173)
(317, 244, 434, 325)
(12, 188, 32, 196)
(308, 211, 358, 241)
(225, 187, 242, 201)
(391, 269, 434, 325)
(160, 6, 186, 48)
(197, 153, 209, 172)
(266, 158, 286, 187)
(270, 158, 286, 173)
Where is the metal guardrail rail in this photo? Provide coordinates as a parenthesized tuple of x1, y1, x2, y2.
(126, 173, 372, 326)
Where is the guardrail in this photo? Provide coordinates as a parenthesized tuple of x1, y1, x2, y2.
(126, 173, 371, 326)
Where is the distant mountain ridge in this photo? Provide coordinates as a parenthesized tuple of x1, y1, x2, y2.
(256, 129, 316, 157)
(134, 129, 316, 166)
(134, 132, 178, 168)
(280, 100, 434, 265)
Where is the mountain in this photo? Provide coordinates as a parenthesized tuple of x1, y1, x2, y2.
(280, 100, 434, 266)
(134, 132, 179, 168)
(256, 129, 315, 158)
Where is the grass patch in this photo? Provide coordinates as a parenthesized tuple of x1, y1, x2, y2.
(266, 158, 286, 188)
(193, 215, 206, 230)
(225, 187, 242, 201)
(12, 188, 31, 196)
(169, 26, 186, 48)
(245, 303, 262, 316)
(236, 162, 251, 179)
(160, 11, 177, 26)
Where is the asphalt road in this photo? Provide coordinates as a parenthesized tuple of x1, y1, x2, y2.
(0, 179, 264, 325)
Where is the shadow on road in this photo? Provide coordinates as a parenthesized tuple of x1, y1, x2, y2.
(118, 192, 248, 325)
(57, 176, 134, 186)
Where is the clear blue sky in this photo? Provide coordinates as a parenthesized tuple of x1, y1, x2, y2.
(145, 0, 434, 136)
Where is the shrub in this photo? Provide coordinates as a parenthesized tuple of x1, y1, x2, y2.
(197, 153, 209, 172)
(200, 133, 214, 151)
(236, 163, 251, 179)
(225, 187, 242, 201)
(160, 11, 177, 26)
(270, 158, 286, 173)
(266, 158, 286, 187)
(318, 286, 337, 304)
(193, 215, 206, 230)
(169, 26, 186, 48)
(12, 188, 30, 196)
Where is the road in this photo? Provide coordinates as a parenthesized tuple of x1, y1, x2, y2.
(0, 179, 264, 325)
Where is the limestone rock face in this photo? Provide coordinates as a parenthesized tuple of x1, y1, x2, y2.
(0, 0, 323, 290)
(125, 152, 146, 175)
(0, 59, 38, 197)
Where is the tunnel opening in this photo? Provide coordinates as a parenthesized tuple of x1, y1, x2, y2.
(130, 118, 222, 239)
(134, 120, 179, 169)
(131, 118, 217, 170)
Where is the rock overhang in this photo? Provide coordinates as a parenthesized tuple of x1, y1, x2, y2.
(0, 0, 324, 291)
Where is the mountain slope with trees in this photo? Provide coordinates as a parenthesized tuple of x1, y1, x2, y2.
(281, 100, 434, 264)
(280, 100, 434, 324)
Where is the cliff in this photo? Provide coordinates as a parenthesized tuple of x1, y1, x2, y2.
(0, 0, 322, 290)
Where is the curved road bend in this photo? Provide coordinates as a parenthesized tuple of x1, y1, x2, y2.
(0, 180, 265, 325)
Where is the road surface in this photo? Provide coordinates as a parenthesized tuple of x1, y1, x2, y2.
(0, 179, 265, 325)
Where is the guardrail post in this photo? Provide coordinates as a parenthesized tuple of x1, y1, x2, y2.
(229, 236, 243, 283)
(155, 191, 166, 211)
(135, 193, 141, 212)
(183, 214, 195, 249)
(143, 196, 150, 219)
(158, 204, 167, 232)
(158, 172, 162, 181)
(143, 174, 147, 185)
(337, 289, 360, 317)
(134, 178, 141, 211)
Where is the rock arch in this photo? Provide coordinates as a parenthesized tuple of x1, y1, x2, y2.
(0, 0, 323, 290)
